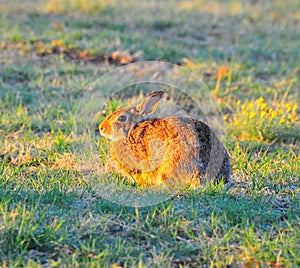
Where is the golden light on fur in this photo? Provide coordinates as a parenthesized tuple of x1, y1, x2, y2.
(99, 91, 230, 188)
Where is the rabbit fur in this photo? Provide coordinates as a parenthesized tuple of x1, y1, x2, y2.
(99, 91, 230, 188)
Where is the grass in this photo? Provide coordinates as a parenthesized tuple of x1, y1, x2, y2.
(0, 0, 299, 267)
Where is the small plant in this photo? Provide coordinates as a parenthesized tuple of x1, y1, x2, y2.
(226, 97, 299, 142)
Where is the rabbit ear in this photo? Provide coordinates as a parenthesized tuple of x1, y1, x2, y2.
(138, 91, 163, 115)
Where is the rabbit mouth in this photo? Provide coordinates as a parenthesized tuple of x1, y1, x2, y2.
(100, 132, 112, 140)
(100, 132, 121, 141)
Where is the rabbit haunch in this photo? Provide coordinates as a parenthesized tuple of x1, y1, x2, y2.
(99, 91, 230, 188)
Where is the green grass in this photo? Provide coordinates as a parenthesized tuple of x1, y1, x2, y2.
(0, 0, 299, 267)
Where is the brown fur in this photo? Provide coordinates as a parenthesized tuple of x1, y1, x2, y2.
(99, 91, 230, 188)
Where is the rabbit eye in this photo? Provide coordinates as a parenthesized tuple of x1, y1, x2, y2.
(117, 115, 127, 122)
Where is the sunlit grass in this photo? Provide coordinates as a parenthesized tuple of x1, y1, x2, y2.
(44, 0, 115, 15)
(0, 0, 299, 266)
(226, 98, 299, 142)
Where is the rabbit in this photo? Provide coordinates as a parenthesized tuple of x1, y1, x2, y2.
(99, 91, 230, 189)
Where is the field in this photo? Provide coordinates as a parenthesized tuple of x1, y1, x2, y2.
(0, 0, 300, 267)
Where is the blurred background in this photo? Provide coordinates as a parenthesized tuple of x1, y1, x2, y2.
(1, 0, 299, 140)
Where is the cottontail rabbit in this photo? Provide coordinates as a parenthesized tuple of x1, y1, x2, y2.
(99, 91, 230, 188)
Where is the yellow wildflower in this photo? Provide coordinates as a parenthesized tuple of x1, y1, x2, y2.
(260, 103, 267, 110)
(293, 104, 298, 112)
(285, 103, 292, 113)
(256, 97, 264, 104)
(279, 117, 286, 124)
(270, 111, 277, 120)
(243, 122, 247, 126)
(237, 100, 241, 106)
(234, 120, 240, 126)
(278, 109, 283, 115)
(260, 111, 267, 118)
(250, 112, 256, 119)
(248, 102, 254, 109)
(223, 114, 229, 121)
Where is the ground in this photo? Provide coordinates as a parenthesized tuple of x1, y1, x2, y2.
(0, 0, 299, 267)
